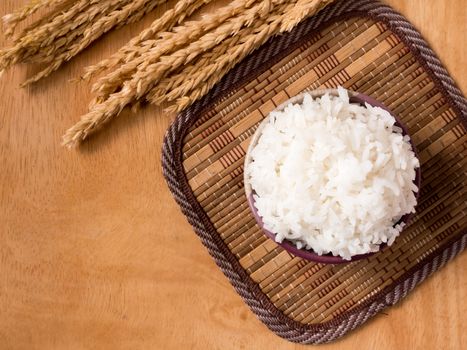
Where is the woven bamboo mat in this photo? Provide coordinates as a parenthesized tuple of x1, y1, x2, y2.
(162, 0, 467, 343)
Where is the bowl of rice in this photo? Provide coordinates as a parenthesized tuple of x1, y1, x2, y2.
(244, 87, 421, 263)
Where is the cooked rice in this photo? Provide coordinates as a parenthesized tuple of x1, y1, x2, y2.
(246, 87, 420, 260)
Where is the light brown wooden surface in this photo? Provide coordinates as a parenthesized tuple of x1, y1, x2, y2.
(0, 1, 465, 349)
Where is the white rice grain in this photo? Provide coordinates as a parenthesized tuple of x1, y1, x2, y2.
(246, 88, 420, 260)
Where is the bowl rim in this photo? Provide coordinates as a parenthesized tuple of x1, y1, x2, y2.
(243, 88, 422, 264)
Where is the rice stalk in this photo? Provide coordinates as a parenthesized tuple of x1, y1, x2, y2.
(13, 0, 78, 41)
(90, 0, 260, 99)
(113, 0, 166, 30)
(21, 0, 128, 64)
(61, 0, 289, 147)
(16, 0, 93, 47)
(280, 0, 333, 32)
(20, 0, 167, 85)
(62, 0, 335, 147)
(146, 24, 261, 105)
(1, 0, 163, 81)
(0, 0, 94, 72)
(169, 0, 334, 112)
(82, 0, 213, 81)
(2, 0, 334, 147)
(25, 19, 91, 64)
(2, 0, 72, 37)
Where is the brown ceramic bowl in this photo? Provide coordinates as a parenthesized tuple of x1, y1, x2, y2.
(244, 89, 421, 264)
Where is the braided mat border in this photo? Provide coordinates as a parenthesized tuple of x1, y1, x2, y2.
(161, 0, 467, 343)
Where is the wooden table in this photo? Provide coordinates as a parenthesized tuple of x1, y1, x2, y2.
(1, 1, 465, 349)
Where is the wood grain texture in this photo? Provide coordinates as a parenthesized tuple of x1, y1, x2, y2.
(0, 0, 465, 349)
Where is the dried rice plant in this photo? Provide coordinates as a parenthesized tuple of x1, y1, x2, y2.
(0, 0, 167, 82)
(63, 0, 285, 146)
(168, 0, 335, 112)
(22, 0, 167, 86)
(89, 0, 260, 99)
(0, 0, 335, 147)
(2, 0, 71, 37)
(63, 0, 334, 147)
(82, 0, 214, 81)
